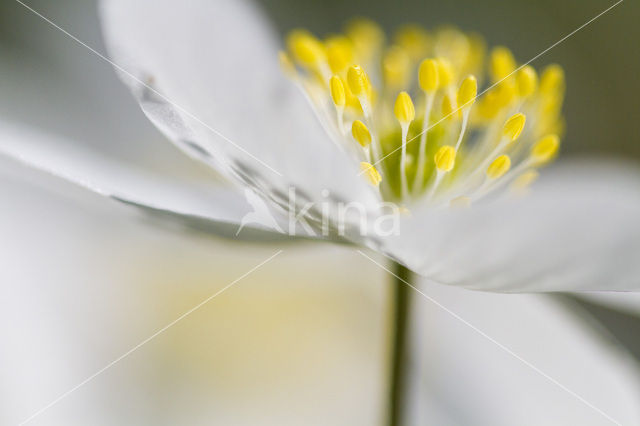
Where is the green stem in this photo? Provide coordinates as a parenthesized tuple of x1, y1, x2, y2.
(388, 261, 413, 426)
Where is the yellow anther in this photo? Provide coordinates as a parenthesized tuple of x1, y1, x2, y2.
(503, 113, 526, 141)
(441, 93, 457, 119)
(464, 33, 486, 74)
(394, 25, 431, 60)
(516, 65, 538, 98)
(345, 18, 385, 60)
(278, 51, 296, 76)
(495, 78, 517, 107)
(531, 134, 560, 164)
(287, 30, 326, 66)
(450, 196, 471, 208)
(540, 64, 565, 94)
(330, 75, 346, 107)
(325, 36, 353, 74)
(394, 91, 415, 123)
(383, 46, 411, 88)
(360, 162, 382, 186)
(436, 58, 455, 87)
(434, 145, 456, 172)
(486, 155, 511, 179)
(418, 58, 439, 92)
(347, 65, 369, 97)
(490, 46, 516, 81)
(351, 120, 371, 147)
(511, 170, 539, 190)
(457, 75, 478, 108)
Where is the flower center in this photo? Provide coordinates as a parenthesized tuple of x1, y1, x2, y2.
(280, 19, 565, 207)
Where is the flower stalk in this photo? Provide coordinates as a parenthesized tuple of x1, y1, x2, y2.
(388, 261, 413, 426)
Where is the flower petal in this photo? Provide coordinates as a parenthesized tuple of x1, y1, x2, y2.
(99, 0, 379, 227)
(412, 281, 640, 424)
(378, 160, 640, 292)
(0, 121, 287, 237)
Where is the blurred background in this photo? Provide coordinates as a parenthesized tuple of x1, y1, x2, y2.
(1, 0, 640, 424)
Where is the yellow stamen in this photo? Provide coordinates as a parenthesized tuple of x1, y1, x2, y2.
(540, 64, 565, 94)
(441, 93, 457, 119)
(394, 25, 431, 61)
(531, 134, 559, 164)
(394, 91, 416, 123)
(516, 65, 538, 98)
(436, 57, 455, 87)
(287, 30, 326, 67)
(434, 146, 456, 172)
(345, 18, 385, 61)
(486, 155, 511, 179)
(330, 75, 346, 106)
(490, 46, 516, 81)
(418, 58, 439, 92)
(395, 91, 415, 199)
(511, 170, 539, 191)
(360, 162, 382, 186)
(325, 36, 353, 74)
(457, 75, 477, 108)
(503, 113, 526, 141)
(352, 120, 372, 147)
(347, 65, 368, 97)
(383, 46, 411, 89)
(281, 22, 565, 205)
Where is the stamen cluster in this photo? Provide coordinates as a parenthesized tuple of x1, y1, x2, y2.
(281, 19, 565, 207)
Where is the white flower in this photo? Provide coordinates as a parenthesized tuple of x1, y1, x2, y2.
(2, 173, 640, 424)
(1, 0, 639, 293)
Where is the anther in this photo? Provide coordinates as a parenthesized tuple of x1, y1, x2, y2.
(486, 155, 511, 179)
(511, 170, 539, 191)
(330, 76, 346, 107)
(418, 58, 439, 93)
(347, 65, 369, 98)
(457, 75, 477, 108)
(360, 162, 382, 186)
(352, 120, 372, 147)
(540, 64, 565, 94)
(530, 134, 559, 164)
(394, 91, 415, 124)
(326, 36, 353, 74)
(434, 146, 456, 172)
(383, 46, 411, 89)
(490, 46, 516, 81)
(503, 113, 526, 141)
(441, 94, 457, 119)
(516, 65, 538, 98)
(287, 30, 326, 67)
(436, 58, 455, 87)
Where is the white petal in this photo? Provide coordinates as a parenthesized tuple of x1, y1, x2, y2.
(99, 0, 379, 227)
(0, 34, 288, 237)
(0, 121, 283, 236)
(378, 160, 640, 292)
(411, 280, 640, 424)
